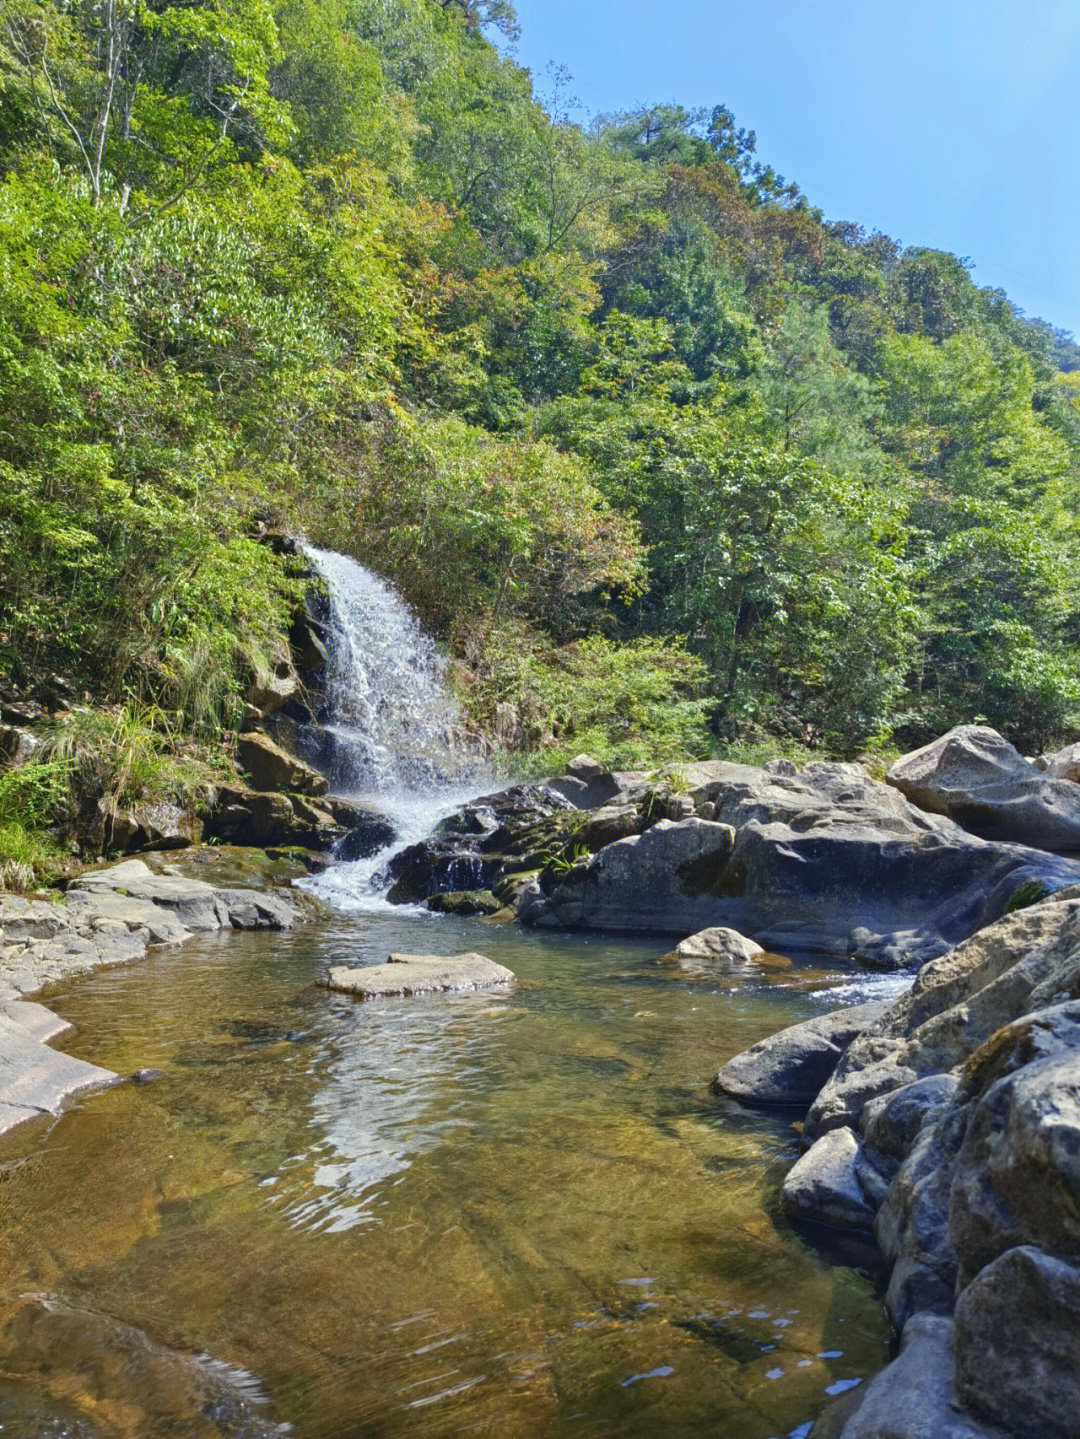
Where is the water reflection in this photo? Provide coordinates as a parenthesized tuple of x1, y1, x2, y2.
(280, 991, 513, 1233)
(0, 914, 891, 1438)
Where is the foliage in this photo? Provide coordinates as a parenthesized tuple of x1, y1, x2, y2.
(0, 0, 1078, 768)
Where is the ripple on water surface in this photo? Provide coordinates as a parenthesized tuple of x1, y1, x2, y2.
(0, 911, 889, 1438)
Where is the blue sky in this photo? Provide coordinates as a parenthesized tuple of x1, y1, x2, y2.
(510, 0, 1080, 338)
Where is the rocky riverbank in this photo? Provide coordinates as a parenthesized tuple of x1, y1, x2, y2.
(385, 743, 1080, 968)
(715, 891, 1080, 1439)
(0, 857, 303, 1136)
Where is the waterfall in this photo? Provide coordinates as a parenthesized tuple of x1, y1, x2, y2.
(297, 545, 489, 913)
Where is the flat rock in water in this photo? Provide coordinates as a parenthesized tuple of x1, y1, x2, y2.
(0, 1006, 116, 1135)
(321, 952, 515, 999)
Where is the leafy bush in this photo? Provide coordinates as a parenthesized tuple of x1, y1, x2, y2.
(471, 631, 715, 771)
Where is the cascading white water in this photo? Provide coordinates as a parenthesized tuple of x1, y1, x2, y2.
(297, 545, 489, 912)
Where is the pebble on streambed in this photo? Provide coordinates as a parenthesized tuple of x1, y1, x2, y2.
(318, 951, 516, 999)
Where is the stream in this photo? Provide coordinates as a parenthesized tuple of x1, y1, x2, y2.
(0, 551, 896, 1436)
(0, 909, 894, 1438)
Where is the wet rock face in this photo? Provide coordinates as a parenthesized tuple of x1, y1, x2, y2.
(887, 723, 1080, 850)
(380, 784, 577, 906)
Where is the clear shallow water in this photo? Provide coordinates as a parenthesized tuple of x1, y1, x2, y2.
(0, 910, 892, 1438)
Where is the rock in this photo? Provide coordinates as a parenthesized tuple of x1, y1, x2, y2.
(384, 840, 501, 904)
(546, 754, 625, 809)
(1043, 740, 1080, 785)
(321, 951, 515, 999)
(806, 896, 1080, 1135)
(811, 1314, 999, 1439)
(236, 730, 328, 797)
(875, 1103, 968, 1328)
(0, 722, 38, 766)
(244, 667, 299, 720)
(320, 798, 396, 861)
(290, 609, 329, 677)
(426, 890, 501, 917)
(520, 759, 1080, 959)
(714, 1002, 888, 1108)
(780, 1126, 877, 1232)
(0, 1008, 116, 1134)
(3, 1296, 283, 1439)
(205, 785, 342, 849)
(887, 723, 1080, 850)
(574, 801, 651, 852)
(106, 800, 202, 853)
(663, 925, 765, 964)
(860, 1074, 959, 1162)
(953, 1246, 1080, 1439)
(519, 817, 738, 933)
(947, 1001, 1080, 1283)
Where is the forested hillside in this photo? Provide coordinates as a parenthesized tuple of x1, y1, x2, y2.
(3, 0, 1080, 875)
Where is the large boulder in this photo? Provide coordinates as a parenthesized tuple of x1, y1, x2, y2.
(519, 760, 1080, 961)
(810, 1314, 999, 1439)
(517, 817, 737, 933)
(806, 896, 1080, 1135)
(947, 1001, 1080, 1283)
(953, 1246, 1080, 1439)
(713, 1002, 888, 1108)
(235, 730, 328, 798)
(887, 724, 1080, 850)
(1042, 740, 1080, 784)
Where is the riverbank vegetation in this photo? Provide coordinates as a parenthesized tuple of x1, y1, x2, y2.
(2, 0, 1080, 863)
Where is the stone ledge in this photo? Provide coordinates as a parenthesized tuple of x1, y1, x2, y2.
(0, 858, 302, 1137)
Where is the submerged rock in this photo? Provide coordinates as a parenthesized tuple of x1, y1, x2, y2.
(887, 723, 1080, 850)
(320, 951, 515, 999)
(2, 1295, 285, 1438)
